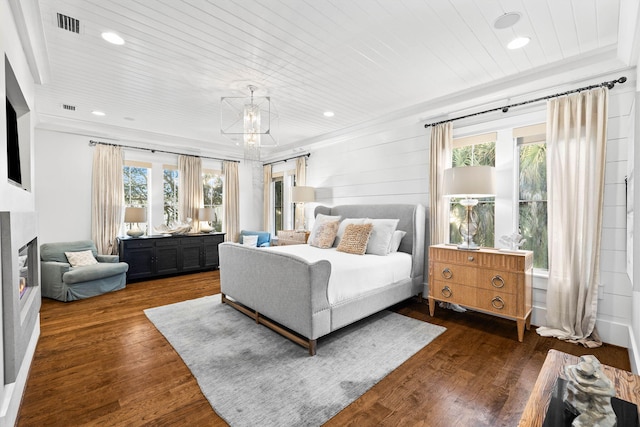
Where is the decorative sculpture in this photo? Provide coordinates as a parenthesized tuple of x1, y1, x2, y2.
(563, 355, 617, 427)
(499, 232, 526, 251)
(153, 218, 193, 235)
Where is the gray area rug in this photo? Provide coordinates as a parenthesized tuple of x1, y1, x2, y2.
(144, 294, 445, 427)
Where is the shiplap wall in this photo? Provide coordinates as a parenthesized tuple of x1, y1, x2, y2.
(307, 125, 429, 207)
(304, 85, 635, 348)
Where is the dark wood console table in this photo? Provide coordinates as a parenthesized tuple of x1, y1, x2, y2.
(118, 232, 225, 281)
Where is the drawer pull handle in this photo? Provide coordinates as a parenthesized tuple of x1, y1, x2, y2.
(491, 296, 505, 309)
(491, 275, 505, 288)
(441, 268, 453, 279)
(441, 286, 453, 298)
(467, 256, 475, 262)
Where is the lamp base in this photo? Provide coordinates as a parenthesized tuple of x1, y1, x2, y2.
(457, 241, 480, 250)
(200, 223, 214, 233)
(127, 225, 144, 238)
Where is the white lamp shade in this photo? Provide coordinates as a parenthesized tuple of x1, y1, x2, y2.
(124, 207, 147, 223)
(443, 166, 496, 197)
(291, 186, 315, 203)
(198, 207, 215, 221)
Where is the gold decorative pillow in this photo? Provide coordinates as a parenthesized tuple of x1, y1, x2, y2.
(336, 223, 373, 255)
(308, 220, 340, 249)
(65, 250, 98, 267)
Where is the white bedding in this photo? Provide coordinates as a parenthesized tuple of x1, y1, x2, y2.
(265, 244, 412, 305)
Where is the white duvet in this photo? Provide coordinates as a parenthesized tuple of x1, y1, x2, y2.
(265, 244, 412, 305)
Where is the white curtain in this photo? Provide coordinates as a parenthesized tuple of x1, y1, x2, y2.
(178, 155, 203, 233)
(429, 123, 453, 245)
(295, 156, 307, 230)
(91, 144, 124, 255)
(263, 164, 272, 231)
(536, 87, 608, 348)
(223, 161, 240, 242)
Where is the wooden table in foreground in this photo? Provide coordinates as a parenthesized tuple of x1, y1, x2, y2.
(518, 349, 640, 426)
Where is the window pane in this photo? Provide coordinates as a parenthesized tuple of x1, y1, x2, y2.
(202, 172, 223, 232)
(163, 169, 179, 225)
(123, 166, 148, 207)
(519, 201, 548, 269)
(518, 142, 548, 269)
(450, 140, 495, 247)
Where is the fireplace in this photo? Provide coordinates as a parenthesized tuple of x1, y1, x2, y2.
(0, 211, 41, 384)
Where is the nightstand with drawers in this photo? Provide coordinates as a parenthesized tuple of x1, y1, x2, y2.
(428, 244, 534, 342)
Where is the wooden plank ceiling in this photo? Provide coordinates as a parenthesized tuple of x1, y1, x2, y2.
(34, 0, 620, 158)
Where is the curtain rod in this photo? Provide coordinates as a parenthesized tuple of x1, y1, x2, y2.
(423, 76, 627, 128)
(88, 140, 240, 163)
(263, 153, 310, 166)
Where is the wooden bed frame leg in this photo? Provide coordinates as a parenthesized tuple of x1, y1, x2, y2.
(221, 293, 226, 303)
(308, 340, 317, 356)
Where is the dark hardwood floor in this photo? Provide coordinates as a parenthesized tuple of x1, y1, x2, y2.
(17, 271, 630, 426)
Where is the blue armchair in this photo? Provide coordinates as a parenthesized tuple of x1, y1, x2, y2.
(40, 240, 128, 302)
(239, 230, 271, 247)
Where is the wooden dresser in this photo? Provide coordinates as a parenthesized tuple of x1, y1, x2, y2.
(428, 244, 534, 342)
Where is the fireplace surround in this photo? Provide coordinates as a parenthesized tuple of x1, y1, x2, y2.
(0, 211, 40, 384)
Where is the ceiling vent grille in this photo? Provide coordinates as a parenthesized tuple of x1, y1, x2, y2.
(62, 104, 76, 111)
(57, 13, 80, 33)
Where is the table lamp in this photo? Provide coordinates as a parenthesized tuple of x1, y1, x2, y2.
(124, 207, 147, 238)
(199, 207, 215, 233)
(443, 166, 496, 250)
(291, 186, 315, 231)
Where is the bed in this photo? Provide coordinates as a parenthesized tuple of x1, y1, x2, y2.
(218, 203, 426, 355)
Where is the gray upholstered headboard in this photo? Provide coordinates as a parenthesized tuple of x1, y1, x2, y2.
(314, 204, 426, 281)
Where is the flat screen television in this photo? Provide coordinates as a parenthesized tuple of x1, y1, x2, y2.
(6, 97, 22, 186)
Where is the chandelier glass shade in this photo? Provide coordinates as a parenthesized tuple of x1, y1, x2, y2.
(220, 85, 277, 161)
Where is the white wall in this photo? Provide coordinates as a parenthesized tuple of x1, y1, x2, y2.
(0, 0, 40, 425)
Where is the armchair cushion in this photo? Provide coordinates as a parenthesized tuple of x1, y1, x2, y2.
(63, 263, 129, 285)
(239, 230, 271, 247)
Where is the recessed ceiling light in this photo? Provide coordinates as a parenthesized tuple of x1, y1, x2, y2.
(92, 110, 106, 116)
(494, 12, 521, 30)
(323, 111, 335, 117)
(101, 32, 125, 45)
(507, 37, 530, 50)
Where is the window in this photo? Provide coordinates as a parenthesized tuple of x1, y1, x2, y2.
(163, 165, 179, 225)
(516, 124, 548, 269)
(203, 170, 223, 232)
(449, 133, 496, 247)
(123, 161, 150, 208)
(273, 175, 283, 232)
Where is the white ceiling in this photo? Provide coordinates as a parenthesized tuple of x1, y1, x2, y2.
(30, 0, 634, 160)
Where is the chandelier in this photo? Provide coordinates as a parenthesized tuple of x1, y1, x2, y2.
(220, 85, 277, 161)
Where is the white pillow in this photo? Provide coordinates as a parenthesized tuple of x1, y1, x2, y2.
(333, 218, 366, 247)
(364, 218, 399, 256)
(308, 214, 341, 246)
(65, 250, 98, 267)
(241, 235, 259, 247)
(388, 230, 407, 253)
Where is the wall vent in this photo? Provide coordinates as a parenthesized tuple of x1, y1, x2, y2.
(57, 13, 80, 33)
(62, 104, 76, 111)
